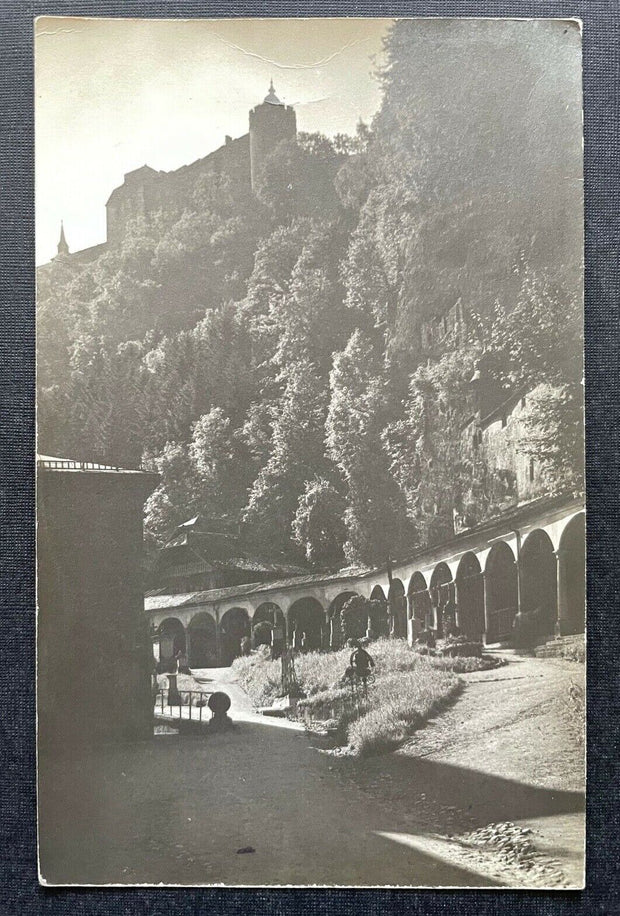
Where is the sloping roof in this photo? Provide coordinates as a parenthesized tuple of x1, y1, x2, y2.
(145, 493, 584, 616)
(145, 566, 371, 612)
(158, 521, 307, 576)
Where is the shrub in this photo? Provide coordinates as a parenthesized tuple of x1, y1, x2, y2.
(252, 620, 272, 647)
(340, 596, 369, 641)
(232, 653, 282, 706)
(428, 654, 506, 673)
(234, 637, 461, 755)
(436, 636, 483, 658)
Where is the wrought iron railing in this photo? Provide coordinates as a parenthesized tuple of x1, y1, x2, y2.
(38, 458, 125, 471)
(154, 689, 211, 722)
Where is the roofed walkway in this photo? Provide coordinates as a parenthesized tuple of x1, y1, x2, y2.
(146, 495, 585, 668)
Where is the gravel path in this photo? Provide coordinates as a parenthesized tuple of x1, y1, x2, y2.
(39, 665, 500, 887)
(331, 652, 585, 888)
(38, 654, 584, 888)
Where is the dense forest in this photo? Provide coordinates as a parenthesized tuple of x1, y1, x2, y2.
(37, 20, 584, 568)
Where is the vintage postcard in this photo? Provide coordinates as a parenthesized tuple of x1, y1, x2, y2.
(36, 17, 585, 887)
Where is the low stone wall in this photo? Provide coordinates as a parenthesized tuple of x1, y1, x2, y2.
(534, 633, 585, 661)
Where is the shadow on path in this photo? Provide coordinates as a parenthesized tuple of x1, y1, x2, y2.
(39, 714, 507, 887)
(347, 753, 585, 828)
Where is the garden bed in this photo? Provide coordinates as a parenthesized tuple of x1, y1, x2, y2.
(233, 638, 467, 756)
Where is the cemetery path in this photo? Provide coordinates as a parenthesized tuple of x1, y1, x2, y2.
(331, 652, 585, 888)
(38, 656, 583, 888)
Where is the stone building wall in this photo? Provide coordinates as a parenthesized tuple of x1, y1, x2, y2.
(37, 463, 158, 748)
(459, 385, 548, 519)
(480, 388, 547, 504)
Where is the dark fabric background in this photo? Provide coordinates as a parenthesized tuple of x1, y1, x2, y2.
(1, 1, 617, 912)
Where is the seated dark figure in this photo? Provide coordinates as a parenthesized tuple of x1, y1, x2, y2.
(349, 643, 375, 681)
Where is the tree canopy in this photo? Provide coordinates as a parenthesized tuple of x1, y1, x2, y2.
(38, 20, 583, 564)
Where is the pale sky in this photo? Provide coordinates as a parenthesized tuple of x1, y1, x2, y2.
(35, 17, 392, 264)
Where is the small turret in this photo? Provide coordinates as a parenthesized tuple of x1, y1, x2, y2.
(56, 221, 69, 257)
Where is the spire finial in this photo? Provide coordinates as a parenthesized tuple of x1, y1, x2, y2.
(57, 220, 69, 256)
(264, 79, 281, 105)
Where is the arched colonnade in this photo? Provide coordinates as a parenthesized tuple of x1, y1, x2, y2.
(149, 509, 585, 667)
(399, 510, 585, 644)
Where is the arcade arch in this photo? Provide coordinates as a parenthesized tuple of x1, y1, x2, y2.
(485, 542, 518, 643)
(407, 572, 430, 626)
(157, 617, 186, 669)
(455, 552, 485, 639)
(328, 592, 359, 649)
(187, 612, 217, 668)
(430, 563, 453, 636)
(252, 602, 285, 650)
(557, 513, 585, 636)
(220, 607, 250, 665)
(520, 529, 557, 640)
(288, 596, 325, 651)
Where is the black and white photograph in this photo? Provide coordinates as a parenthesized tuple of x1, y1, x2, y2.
(36, 16, 585, 888)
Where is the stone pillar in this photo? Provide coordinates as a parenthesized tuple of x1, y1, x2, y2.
(321, 615, 329, 651)
(330, 616, 340, 650)
(514, 550, 522, 619)
(556, 549, 566, 637)
(167, 672, 181, 707)
(407, 595, 414, 622)
(185, 627, 192, 669)
(482, 571, 491, 646)
(215, 615, 223, 666)
(454, 581, 462, 632)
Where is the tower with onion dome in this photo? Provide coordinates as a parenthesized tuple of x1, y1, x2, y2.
(249, 79, 297, 191)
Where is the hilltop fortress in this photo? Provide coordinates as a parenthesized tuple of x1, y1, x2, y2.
(50, 81, 296, 265)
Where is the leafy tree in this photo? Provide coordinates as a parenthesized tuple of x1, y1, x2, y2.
(517, 382, 584, 497)
(327, 330, 414, 565)
(243, 359, 330, 555)
(488, 264, 582, 389)
(291, 478, 346, 567)
(255, 134, 346, 225)
(189, 407, 254, 527)
(271, 222, 358, 373)
(386, 343, 493, 546)
(142, 302, 257, 452)
(143, 442, 204, 543)
(487, 264, 584, 498)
